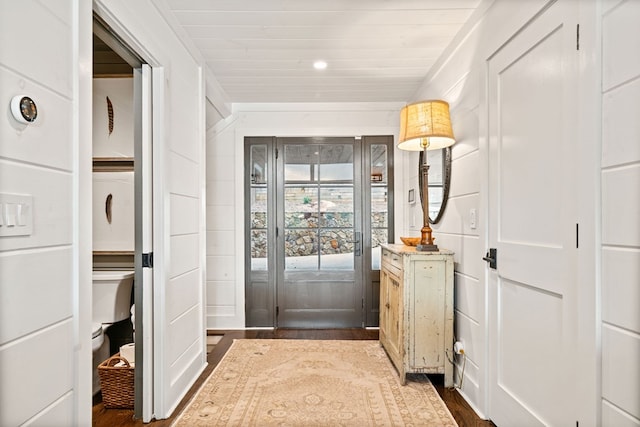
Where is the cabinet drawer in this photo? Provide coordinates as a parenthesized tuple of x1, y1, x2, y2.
(382, 248, 402, 276)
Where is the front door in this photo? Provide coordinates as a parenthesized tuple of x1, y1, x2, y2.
(277, 139, 362, 327)
(245, 136, 393, 328)
(487, 0, 578, 425)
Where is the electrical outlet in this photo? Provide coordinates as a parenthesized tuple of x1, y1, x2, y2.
(454, 341, 465, 355)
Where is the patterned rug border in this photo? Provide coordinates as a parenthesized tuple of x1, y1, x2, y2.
(173, 339, 458, 426)
(173, 338, 247, 422)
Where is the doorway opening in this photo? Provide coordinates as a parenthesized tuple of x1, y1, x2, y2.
(245, 136, 394, 328)
(92, 15, 153, 422)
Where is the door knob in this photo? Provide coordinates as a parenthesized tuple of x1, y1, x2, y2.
(483, 248, 497, 269)
(347, 231, 361, 256)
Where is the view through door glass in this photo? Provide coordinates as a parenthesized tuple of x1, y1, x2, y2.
(366, 139, 394, 326)
(245, 136, 394, 328)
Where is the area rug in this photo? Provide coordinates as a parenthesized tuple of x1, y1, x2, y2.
(173, 339, 457, 426)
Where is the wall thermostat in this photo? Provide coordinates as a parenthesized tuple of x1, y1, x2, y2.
(10, 95, 38, 124)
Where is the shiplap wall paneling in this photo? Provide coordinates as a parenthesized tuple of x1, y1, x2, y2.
(205, 121, 238, 328)
(163, 53, 206, 418)
(600, 0, 640, 423)
(0, 0, 90, 425)
(408, 53, 485, 419)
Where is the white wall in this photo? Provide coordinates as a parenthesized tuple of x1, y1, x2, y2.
(205, 102, 404, 328)
(600, 0, 640, 424)
(0, 1, 93, 425)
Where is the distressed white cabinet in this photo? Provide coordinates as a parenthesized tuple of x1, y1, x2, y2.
(379, 244, 454, 386)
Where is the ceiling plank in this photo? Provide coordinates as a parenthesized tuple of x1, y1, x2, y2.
(172, 10, 475, 27)
(166, 0, 481, 12)
(162, 0, 484, 103)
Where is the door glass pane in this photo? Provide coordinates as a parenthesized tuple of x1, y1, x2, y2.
(319, 187, 353, 228)
(371, 187, 388, 228)
(250, 146, 268, 270)
(285, 145, 318, 182)
(284, 187, 318, 228)
(371, 144, 387, 184)
(320, 229, 354, 270)
(284, 143, 355, 272)
(285, 229, 318, 270)
(285, 164, 314, 181)
(251, 146, 267, 184)
(284, 184, 319, 270)
(320, 144, 353, 181)
(251, 230, 267, 270)
(319, 185, 354, 271)
(284, 145, 318, 271)
(370, 144, 389, 269)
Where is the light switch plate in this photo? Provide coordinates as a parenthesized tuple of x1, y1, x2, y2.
(0, 193, 33, 237)
(470, 208, 477, 229)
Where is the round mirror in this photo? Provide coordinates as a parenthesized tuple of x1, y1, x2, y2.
(418, 147, 452, 224)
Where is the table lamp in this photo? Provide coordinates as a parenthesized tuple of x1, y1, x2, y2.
(398, 100, 455, 251)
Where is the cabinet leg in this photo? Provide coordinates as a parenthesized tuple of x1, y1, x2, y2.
(444, 365, 454, 388)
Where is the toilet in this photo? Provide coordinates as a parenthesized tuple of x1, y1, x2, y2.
(91, 270, 134, 395)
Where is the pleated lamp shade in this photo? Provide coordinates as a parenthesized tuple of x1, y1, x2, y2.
(398, 100, 455, 151)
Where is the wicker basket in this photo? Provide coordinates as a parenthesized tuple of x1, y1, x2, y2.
(98, 353, 134, 409)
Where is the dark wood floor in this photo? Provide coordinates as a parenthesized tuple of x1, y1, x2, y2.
(93, 329, 494, 426)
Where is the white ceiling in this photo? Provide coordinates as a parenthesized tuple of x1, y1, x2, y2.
(164, 0, 483, 103)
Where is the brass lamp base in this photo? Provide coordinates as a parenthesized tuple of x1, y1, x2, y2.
(415, 225, 438, 251)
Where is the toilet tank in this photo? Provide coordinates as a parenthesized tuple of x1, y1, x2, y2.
(93, 270, 134, 324)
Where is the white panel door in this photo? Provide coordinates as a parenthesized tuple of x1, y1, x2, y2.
(152, 64, 207, 419)
(487, 1, 578, 425)
(134, 63, 154, 422)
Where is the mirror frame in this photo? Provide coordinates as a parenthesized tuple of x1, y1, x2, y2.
(418, 146, 452, 224)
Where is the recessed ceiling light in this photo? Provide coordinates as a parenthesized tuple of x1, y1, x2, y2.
(313, 60, 328, 70)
